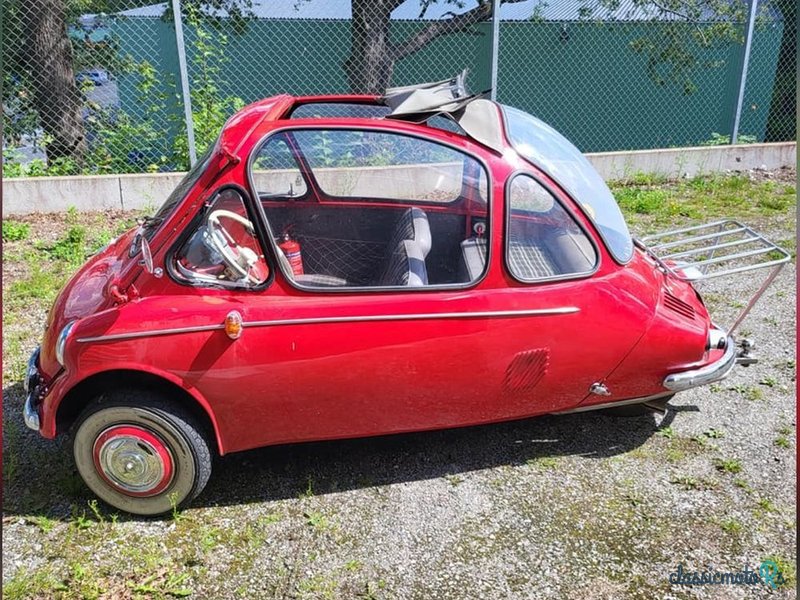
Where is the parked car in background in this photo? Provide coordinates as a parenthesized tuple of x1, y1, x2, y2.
(76, 69, 110, 86)
(22, 76, 790, 515)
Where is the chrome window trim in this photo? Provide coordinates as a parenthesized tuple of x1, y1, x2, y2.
(246, 124, 493, 294)
(76, 307, 579, 344)
(503, 171, 601, 285)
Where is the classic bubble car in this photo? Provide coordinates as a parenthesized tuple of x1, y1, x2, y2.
(23, 76, 790, 515)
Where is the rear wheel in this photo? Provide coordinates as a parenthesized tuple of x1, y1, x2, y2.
(72, 391, 212, 516)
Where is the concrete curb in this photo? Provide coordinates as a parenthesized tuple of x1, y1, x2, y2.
(2, 142, 796, 216)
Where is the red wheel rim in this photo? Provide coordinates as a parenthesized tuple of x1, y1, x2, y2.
(92, 425, 175, 497)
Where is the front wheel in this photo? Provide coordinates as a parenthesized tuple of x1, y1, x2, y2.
(72, 392, 212, 516)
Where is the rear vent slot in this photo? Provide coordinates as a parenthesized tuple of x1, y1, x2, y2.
(664, 291, 696, 320)
(504, 349, 549, 393)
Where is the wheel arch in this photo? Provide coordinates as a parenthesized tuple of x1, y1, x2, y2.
(55, 369, 226, 455)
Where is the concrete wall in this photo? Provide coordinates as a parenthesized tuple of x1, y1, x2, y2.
(3, 142, 796, 216)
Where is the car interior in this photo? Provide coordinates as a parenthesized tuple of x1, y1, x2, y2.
(173, 106, 596, 290)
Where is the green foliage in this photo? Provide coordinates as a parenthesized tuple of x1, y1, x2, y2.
(702, 132, 758, 145)
(2, 220, 30, 241)
(48, 226, 89, 265)
(714, 457, 743, 474)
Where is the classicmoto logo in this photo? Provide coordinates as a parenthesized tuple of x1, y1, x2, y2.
(669, 560, 787, 589)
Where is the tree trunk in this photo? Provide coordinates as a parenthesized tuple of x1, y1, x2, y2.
(345, 0, 398, 94)
(21, 0, 86, 162)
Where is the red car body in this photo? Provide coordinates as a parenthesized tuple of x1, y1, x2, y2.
(25, 85, 778, 514)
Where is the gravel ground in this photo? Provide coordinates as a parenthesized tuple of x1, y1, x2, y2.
(2, 171, 796, 599)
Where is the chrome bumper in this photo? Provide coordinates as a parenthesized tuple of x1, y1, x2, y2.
(23, 347, 42, 431)
(663, 335, 739, 392)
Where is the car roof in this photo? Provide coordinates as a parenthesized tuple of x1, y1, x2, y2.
(223, 74, 508, 155)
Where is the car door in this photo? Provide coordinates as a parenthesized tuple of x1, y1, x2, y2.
(469, 172, 651, 417)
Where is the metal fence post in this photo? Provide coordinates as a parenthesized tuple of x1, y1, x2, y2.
(731, 0, 759, 144)
(489, 0, 501, 101)
(172, 0, 197, 166)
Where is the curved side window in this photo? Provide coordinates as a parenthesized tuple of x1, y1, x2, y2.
(173, 188, 269, 289)
(506, 175, 597, 282)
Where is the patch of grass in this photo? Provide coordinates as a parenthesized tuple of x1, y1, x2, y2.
(719, 518, 742, 533)
(526, 456, 559, 469)
(27, 514, 58, 533)
(47, 225, 88, 265)
(2, 568, 62, 599)
(703, 427, 725, 439)
(757, 498, 778, 513)
(615, 188, 671, 215)
(304, 510, 332, 532)
(733, 478, 753, 493)
(728, 384, 763, 401)
(760, 555, 796, 589)
(344, 559, 362, 572)
(445, 473, 465, 486)
(759, 376, 778, 387)
(132, 570, 193, 597)
(670, 475, 718, 491)
(774, 436, 791, 449)
(2, 220, 30, 241)
(657, 426, 675, 439)
(715, 458, 743, 474)
(7, 261, 69, 309)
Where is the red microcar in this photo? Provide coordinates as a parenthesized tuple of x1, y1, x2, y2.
(23, 77, 789, 515)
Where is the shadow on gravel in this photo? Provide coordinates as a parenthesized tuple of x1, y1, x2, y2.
(3, 379, 690, 519)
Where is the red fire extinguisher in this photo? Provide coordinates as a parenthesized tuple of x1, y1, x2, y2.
(279, 232, 304, 276)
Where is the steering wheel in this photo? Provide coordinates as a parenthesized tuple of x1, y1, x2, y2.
(206, 210, 260, 283)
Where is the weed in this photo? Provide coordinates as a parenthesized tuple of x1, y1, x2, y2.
(87, 499, 106, 523)
(670, 475, 718, 491)
(27, 515, 58, 533)
(759, 376, 778, 387)
(703, 428, 725, 439)
(715, 458, 742, 474)
(445, 474, 465, 486)
(757, 498, 778, 513)
(657, 426, 675, 439)
(344, 559, 362, 572)
(719, 518, 742, 533)
(526, 456, 559, 469)
(2, 220, 30, 241)
(299, 476, 315, 499)
(304, 510, 331, 531)
(2, 568, 60, 599)
(47, 225, 88, 265)
(774, 436, 791, 449)
(733, 478, 753, 493)
(760, 555, 795, 589)
(132, 571, 192, 597)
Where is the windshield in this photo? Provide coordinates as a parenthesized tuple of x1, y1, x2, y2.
(500, 105, 633, 263)
(133, 146, 216, 255)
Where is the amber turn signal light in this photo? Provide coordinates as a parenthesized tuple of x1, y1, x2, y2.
(225, 310, 243, 340)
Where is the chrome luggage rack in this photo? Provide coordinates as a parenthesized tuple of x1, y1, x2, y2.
(638, 220, 791, 334)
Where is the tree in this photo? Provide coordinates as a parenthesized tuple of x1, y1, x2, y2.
(19, 0, 87, 161)
(345, 0, 526, 94)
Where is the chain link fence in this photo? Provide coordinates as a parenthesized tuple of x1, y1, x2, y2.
(2, 0, 795, 177)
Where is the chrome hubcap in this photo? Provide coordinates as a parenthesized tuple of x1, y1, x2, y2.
(93, 426, 174, 497)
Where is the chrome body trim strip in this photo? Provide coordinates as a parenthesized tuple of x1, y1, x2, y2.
(76, 307, 579, 343)
(77, 324, 225, 343)
(555, 391, 674, 415)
